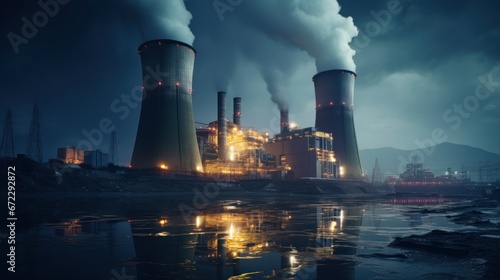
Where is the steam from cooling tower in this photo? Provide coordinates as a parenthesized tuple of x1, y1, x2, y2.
(228, 0, 358, 112)
(241, 0, 358, 72)
(115, 0, 195, 44)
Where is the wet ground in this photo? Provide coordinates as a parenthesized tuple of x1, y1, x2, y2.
(3, 192, 500, 279)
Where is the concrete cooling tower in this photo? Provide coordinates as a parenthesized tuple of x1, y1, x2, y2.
(131, 39, 202, 172)
(313, 69, 363, 179)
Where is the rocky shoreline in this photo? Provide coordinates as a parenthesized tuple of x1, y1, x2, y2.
(389, 200, 500, 279)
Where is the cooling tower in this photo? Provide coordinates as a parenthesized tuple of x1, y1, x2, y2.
(131, 39, 202, 172)
(233, 97, 241, 127)
(313, 69, 363, 179)
(217, 91, 227, 160)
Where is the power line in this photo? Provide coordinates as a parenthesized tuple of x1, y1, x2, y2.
(108, 131, 118, 165)
(0, 109, 15, 158)
(26, 103, 43, 163)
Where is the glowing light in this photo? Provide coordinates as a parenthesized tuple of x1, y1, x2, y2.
(330, 102, 333, 105)
(289, 122, 298, 130)
(290, 255, 296, 267)
(159, 219, 167, 226)
(229, 146, 235, 161)
(340, 210, 344, 230)
(233, 127, 237, 132)
(176, 82, 180, 86)
(160, 164, 167, 170)
(196, 216, 201, 228)
(329, 220, 337, 232)
(229, 223, 235, 238)
(158, 81, 162, 86)
(339, 166, 344, 176)
(196, 165, 202, 171)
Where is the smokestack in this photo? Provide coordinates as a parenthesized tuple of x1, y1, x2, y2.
(233, 97, 242, 127)
(131, 39, 202, 172)
(313, 69, 363, 179)
(280, 109, 289, 134)
(218, 91, 227, 161)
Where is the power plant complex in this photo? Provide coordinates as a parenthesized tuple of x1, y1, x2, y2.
(130, 39, 364, 180)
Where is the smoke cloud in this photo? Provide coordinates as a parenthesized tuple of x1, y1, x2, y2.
(241, 0, 359, 72)
(192, 0, 358, 112)
(113, 0, 195, 44)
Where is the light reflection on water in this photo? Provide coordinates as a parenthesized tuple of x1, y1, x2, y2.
(11, 194, 496, 279)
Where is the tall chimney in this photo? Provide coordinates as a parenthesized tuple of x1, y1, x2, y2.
(131, 39, 202, 172)
(217, 91, 227, 161)
(313, 69, 363, 178)
(233, 97, 242, 127)
(280, 109, 289, 134)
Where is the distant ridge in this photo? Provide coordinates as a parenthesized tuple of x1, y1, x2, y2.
(360, 142, 500, 181)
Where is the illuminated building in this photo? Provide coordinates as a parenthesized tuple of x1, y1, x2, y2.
(198, 121, 275, 178)
(57, 147, 84, 164)
(264, 127, 337, 179)
(196, 93, 276, 178)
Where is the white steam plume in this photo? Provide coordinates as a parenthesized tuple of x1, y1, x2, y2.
(116, 0, 195, 44)
(212, 0, 359, 112)
(241, 0, 358, 72)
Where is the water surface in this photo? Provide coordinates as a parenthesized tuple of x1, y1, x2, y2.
(8, 192, 498, 279)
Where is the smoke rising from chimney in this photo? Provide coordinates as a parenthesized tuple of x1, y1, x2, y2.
(172, 0, 357, 116)
(223, 0, 358, 111)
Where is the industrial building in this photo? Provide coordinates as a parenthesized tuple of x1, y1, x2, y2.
(196, 93, 276, 178)
(264, 127, 336, 179)
(313, 69, 363, 179)
(84, 149, 109, 169)
(131, 39, 203, 172)
(57, 147, 84, 164)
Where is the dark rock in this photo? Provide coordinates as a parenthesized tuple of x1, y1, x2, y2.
(389, 230, 473, 257)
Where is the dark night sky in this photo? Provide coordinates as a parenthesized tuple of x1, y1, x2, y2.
(1, 0, 499, 166)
